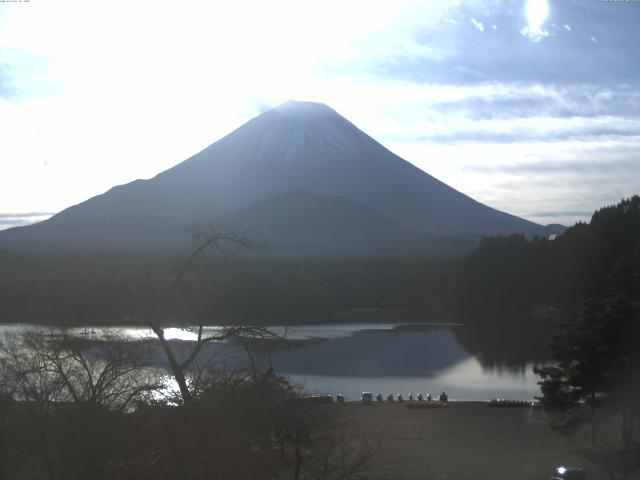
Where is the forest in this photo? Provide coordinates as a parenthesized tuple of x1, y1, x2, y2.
(455, 196, 640, 366)
(0, 251, 458, 326)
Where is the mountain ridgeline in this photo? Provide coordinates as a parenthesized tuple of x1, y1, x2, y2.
(0, 101, 560, 257)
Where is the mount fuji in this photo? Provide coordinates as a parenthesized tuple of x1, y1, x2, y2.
(0, 101, 560, 256)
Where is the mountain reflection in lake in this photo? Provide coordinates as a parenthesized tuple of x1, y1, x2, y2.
(262, 324, 539, 401)
(269, 326, 469, 377)
(0, 323, 541, 401)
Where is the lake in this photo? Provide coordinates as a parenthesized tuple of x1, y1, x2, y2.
(0, 322, 542, 401)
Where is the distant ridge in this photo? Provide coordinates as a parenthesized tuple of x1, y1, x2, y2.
(0, 101, 561, 256)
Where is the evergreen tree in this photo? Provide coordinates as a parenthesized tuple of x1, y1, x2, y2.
(535, 241, 640, 443)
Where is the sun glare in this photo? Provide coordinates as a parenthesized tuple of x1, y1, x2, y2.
(526, 0, 549, 31)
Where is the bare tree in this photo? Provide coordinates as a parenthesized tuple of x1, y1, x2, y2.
(0, 328, 162, 480)
(1, 329, 161, 410)
(106, 224, 266, 403)
(150, 224, 278, 404)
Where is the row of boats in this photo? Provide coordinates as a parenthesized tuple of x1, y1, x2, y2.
(488, 399, 538, 408)
(362, 392, 449, 405)
(297, 395, 538, 408)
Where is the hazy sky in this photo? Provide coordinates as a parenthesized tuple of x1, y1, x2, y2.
(1, 0, 639, 230)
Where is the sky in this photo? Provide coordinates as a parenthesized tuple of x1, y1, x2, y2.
(1, 0, 639, 230)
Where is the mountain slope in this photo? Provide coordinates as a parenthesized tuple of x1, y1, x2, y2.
(0, 101, 552, 255)
(217, 191, 426, 256)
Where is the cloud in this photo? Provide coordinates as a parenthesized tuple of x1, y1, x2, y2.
(471, 18, 485, 32)
(526, 210, 594, 218)
(564, 24, 572, 32)
(0, 64, 14, 99)
(0, 212, 53, 230)
(0, 212, 54, 218)
(464, 157, 640, 176)
(372, 0, 640, 86)
(590, 36, 598, 43)
(359, 81, 640, 145)
(386, 132, 640, 228)
(520, 25, 549, 42)
(406, 117, 640, 144)
(415, 83, 640, 121)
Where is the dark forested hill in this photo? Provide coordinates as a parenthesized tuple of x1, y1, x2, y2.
(0, 250, 459, 326)
(456, 196, 640, 365)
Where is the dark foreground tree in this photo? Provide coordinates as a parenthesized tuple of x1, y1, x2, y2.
(0, 328, 162, 480)
(111, 223, 276, 404)
(0, 224, 385, 480)
(535, 242, 640, 479)
(0, 328, 383, 480)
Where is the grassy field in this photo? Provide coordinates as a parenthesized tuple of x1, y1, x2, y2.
(327, 401, 609, 480)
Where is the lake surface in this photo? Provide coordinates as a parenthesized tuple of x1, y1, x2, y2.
(0, 322, 541, 401)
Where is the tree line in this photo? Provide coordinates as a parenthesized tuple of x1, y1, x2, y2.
(535, 225, 640, 479)
(456, 196, 640, 366)
(0, 251, 458, 326)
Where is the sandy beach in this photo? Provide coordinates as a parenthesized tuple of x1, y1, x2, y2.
(328, 401, 609, 480)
